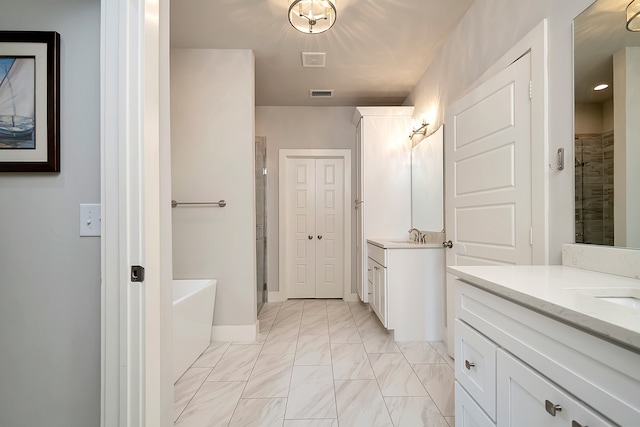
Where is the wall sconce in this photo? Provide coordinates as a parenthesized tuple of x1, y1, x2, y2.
(409, 121, 429, 139)
(627, 0, 640, 31)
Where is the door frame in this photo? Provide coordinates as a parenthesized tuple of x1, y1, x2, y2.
(279, 149, 352, 300)
(101, 0, 173, 425)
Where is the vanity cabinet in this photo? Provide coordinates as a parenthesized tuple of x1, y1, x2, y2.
(366, 241, 444, 341)
(352, 107, 413, 303)
(453, 278, 640, 427)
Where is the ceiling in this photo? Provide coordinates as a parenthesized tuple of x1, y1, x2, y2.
(574, 0, 640, 104)
(170, 0, 475, 106)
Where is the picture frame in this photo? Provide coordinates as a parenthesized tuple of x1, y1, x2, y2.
(0, 31, 60, 172)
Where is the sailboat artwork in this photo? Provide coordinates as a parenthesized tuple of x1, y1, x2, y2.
(0, 56, 35, 149)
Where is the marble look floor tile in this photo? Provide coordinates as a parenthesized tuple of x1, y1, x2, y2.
(303, 299, 327, 315)
(360, 329, 400, 354)
(328, 322, 362, 343)
(190, 341, 231, 368)
(413, 363, 456, 417)
(397, 341, 444, 364)
(175, 381, 244, 427)
(242, 352, 295, 398)
(334, 379, 393, 427)
(281, 299, 305, 311)
(368, 353, 427, 396)
(446, 416, 455, 426)
(205, 344, 262, 381)
(295, 334, 331, 366)
(173, 367, 211, 421)
(273, 309, 303, 327)
(261, 326, 299, 355)
(283, 420, 338, 427)
(326, 309, 353, 325)
(384, 396, 449, 427)
(285, 366, 337, 419)
(228, 398, 287, 427)
(429, 341, 455, 369)
(299, 314, 329, 335)
(330, 343, 375, 380)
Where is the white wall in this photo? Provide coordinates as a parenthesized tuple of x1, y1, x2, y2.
(0, 1, 101, 425)
(255, 107, 357, 294)
(171, 49, 257, 326)
(575, 102, 604, 134)
(405, 0, 595, 263)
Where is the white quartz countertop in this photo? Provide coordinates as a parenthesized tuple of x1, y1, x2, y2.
(367, 238, 444, 249)
(448, 265, 640, 352)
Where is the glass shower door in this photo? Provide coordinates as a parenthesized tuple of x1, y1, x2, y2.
(255, 137, 267, 313)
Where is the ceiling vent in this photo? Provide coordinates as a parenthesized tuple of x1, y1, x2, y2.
(310, 89, 334, 98)
(302, 52, 326, 67)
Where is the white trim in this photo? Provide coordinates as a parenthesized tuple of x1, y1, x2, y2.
(268, 291, 286, 302)
(278, 149, 352, 302)
(211, 322, 259, 342)
(343, 293, 360, 302)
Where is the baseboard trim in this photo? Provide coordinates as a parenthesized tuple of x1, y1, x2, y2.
(211, 321, 258, 342)
(268, 291, 285, 302)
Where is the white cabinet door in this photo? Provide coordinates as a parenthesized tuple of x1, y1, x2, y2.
(496, 350, 615, 427)
(373, 261, 387, 327)
(455, 382, 496, 427)
(367, 257, 376, 312)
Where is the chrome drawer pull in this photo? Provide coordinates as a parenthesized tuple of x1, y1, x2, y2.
(545, 400, 562, 416)
(571, 422, 587, 427)
(464, 360, 475, 370)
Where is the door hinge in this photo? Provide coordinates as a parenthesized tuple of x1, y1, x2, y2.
(529, 80, 532, 99)
(131, 265, 145, 282)
(530, 227, 533, 246)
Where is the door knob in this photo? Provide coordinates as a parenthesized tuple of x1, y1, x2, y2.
(308, 235, 313, 240)
(443, 240, 453, 248)
(317, 235, 323, 240)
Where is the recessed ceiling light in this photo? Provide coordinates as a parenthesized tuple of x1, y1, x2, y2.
(593, 83, 609, 91)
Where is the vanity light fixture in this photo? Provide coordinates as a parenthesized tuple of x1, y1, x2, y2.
(409, 121, 429, 139)
(288, 0, 337, 34)
(627, 0, 640, 31)
(593, 83, 609, 91)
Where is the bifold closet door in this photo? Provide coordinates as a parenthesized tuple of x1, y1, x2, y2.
(284, 157, 344, 299)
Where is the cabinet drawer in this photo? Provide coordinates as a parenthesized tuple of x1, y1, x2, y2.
(366, 242, 386, 266)
(455, 318, 497, 421)
(455, 382, 496, 427)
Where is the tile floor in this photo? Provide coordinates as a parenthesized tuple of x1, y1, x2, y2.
(174, 299, 456, 427)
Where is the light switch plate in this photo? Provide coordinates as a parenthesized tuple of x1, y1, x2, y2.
(80, 203, 101, 236)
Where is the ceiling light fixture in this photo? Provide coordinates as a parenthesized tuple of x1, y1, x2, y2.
(627, 0, 640, 31)
(288, 0, 337, 34)
(593, 83, 609, 91)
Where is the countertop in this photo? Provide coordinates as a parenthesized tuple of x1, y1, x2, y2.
(367, 238, 444, 249)
(448, 265, 640, 352)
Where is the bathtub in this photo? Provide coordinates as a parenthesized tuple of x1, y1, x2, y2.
(173, 279, 217, 383)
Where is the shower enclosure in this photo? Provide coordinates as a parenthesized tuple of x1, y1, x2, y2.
(574, 132, 614, 246)
(255, 137, 267, 313)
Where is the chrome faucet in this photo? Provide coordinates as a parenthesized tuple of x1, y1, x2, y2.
(408, 228, 421, 243)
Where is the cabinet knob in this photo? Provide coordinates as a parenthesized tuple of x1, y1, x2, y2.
(442, 240, 453, 248)
(464, 360, 475, 370)
(318, 235, 323, 240)
(308, 235, 313, 240)
(571, 422, 587, 427)
(545, 400, 562, 416)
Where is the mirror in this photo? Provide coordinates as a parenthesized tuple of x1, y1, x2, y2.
(574, 0, 640, 248)
(411, 124, 444, 231)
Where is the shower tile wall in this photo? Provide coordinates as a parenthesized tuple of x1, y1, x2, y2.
(574, 132, 614, 246)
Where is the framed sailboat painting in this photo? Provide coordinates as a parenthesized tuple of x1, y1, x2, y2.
(0, 31, 60, 172)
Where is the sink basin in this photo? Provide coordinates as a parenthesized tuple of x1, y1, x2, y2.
(595, 297, 640, 309)
(568, 287, 640, 310)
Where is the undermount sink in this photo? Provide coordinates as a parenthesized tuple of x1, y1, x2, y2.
(569, 287, 640, 310)
(595, 296, 640, 309)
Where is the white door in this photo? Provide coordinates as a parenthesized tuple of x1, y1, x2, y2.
(281, 155, 345, 299)
(444, 53, 532, 353)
